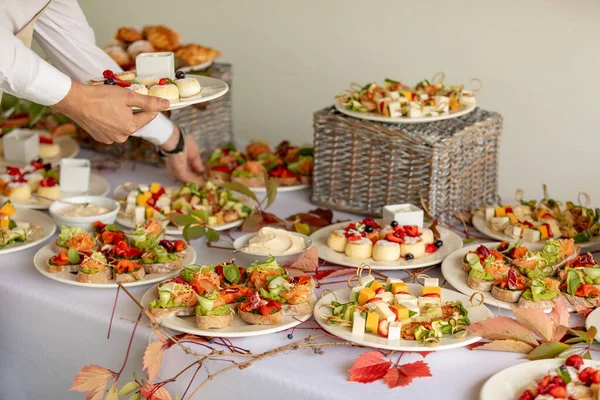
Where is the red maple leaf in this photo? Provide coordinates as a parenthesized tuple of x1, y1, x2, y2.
(288, 247, 319, 271)
(139, 382, 172, 400)
(347, 351, 392, 383)
(315, 267, 354, 280)
(416, 351, 432, 359)
(384, 361, 432, 388)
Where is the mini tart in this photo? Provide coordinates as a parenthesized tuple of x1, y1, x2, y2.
(400, 237, 425, 258)
(128, 84, 149, 95)
(372, 240, 401, 261)
(5, 182, 31, 201)
(24, 172, 43, 191)
(148, 84, 179, 101)
(39, 143, 61, 159)
(174, 78, 201, 98)
(115, 71, 136, 81)
(134, 75, 159, 87)
(327, 230, 347, 252)
(37, 185, 61, 201)
(344, 237, 373, 259)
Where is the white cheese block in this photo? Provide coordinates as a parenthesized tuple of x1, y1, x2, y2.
(408, 102, 422, 118)
(418, 296, 441, 307)
(388, 101, 402, 118)
(352, 311, 366, 338)
(134, 206, 146, 225)
(423, 278, 439, 288)
(522, 228, 541, 242)
(364, 300, 384, 312)
(126, 191, 138, 205)
(361, 274, 375, 287)
(125, 203, 135, 215)
(379, 291, 395, 304)
(394, 293, 418, 306)
(388, 91, 400, 100)
(385, 277, 404, 286)
(388, 321, 402, 341)
(490, 216, 510, 231)
(138, 185, 150, 193)
(375, 303, 396, 323)
(155, 195, 171, 209)
(460, 92, 476, 106)
(422, 105, 435, 115)
(485, 206, 495, 221)
(15, 221, 30, 229)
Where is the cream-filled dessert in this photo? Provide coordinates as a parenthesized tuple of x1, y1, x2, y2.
(241, 227, 306, 255)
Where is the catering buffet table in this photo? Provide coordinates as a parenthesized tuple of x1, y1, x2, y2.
(0, 150, 589, 400)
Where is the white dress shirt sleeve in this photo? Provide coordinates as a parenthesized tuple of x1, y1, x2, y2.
(11, 0, 174, 145)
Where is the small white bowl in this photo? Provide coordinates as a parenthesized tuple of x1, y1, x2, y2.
(49, 196, 120, 231)
(233, 231, 313, 267)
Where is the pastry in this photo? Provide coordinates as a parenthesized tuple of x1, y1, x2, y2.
(127, 40, 155, 59)
(36, 178, 60, 201)
(372, 240, 401, 261)
(400, 237, 426, 258)
(326, 230, 347, 252)
(148, 84, 179, 101)
(23, 172, 43, 191)
(115, 26, 143, 43)
(5, 182, 31, 201)
(174, 78, 201, 97)
(39, 142, 60, 159)
(115, 71, 136, 81)
(127, 84, 149, 95)
(142, 25, 181, 51)
(134, 75, 159, 87)
(175, 43, 221, 66)
(104, 45, 131, 67)
(344, 237, 373, 259)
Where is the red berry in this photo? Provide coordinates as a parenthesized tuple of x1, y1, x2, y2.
(6, 166, 20, 176)
(551, 376, 564, 386)
(377, 319, 389, 337)
(537, 376, 551, 394)
(579, 368, 593, 384)
(40, 177, 56, 187)
(159, 78, 168, 85)
(102, 69, 115, 78)
(518, 390, 534, 400)
(425, 243, 437, 253)
(547, 385, 566, 398)
(116, 80, 131, 87)
(565, 354, 584, 370)
(591, 370, 600, 384)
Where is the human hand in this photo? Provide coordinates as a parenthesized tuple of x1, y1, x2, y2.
(51, 81, 170, 144)
(163, 127, 206, 182)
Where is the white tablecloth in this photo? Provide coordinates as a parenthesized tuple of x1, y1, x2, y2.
(0, 150, 560, 400)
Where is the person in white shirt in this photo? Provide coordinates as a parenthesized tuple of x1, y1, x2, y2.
(0, 0, 204, 181)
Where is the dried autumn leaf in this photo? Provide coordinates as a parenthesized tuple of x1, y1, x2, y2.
(70, 365, 116, 400)
(347, 351, 392, 383)
(241, 211, 263, 232)
(525, 341, 571, 360)
(550, 300, 570, 342)
(315, 268, 354, 280)
(265, 178, 278, 209)
(384, 361, 432, 388)
(105, 384, 119, 400)
(417, 351, 432, 359)
(473, 339, 535, 353)
(467, 316, 539, 346)
(288, 247, 318, 271)
(293, 221, 311, 235)
(510, 305, 554, 342)
(143, 341, 165, 381)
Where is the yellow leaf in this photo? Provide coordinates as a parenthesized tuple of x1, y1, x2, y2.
(69, 365, 115, 400)
(293, 221, 310, 236)
(511, 305, 554, 342)
(105, 384, 119, 400)
(143, 341, 164, 381)
(473, 340, 535, 353)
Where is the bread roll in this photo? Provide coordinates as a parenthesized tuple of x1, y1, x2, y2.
(39, 143, 60, 159)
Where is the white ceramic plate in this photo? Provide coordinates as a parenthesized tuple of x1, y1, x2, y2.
(334, 99, 476, 124)
(585, 307, 600, 341)
(441, 242, 548, 311)
(0, 136, 80, 168)
(141, 287, 316, 338)
(0, 209, 55, 255)
(250, 184, 310, 193)
(177, 60, 213, 73)
(33, 240, 196, 288)
(472, 213, 600, 249)
(480, 359, 600, 400)
(1, 173, 111, 210)
(310, 220, 463, 270)
(116, 215, 243, 235)
(315, 285, 491, 351)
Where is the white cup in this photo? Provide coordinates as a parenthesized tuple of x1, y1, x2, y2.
(382, 203, 424, 228)
(59, 158, 91, 193)
(2, 129, 40, 164)
(136, 52, 175, 80)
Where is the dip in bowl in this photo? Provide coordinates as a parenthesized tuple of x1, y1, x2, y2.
(49, 196, 120, 231)
(233, 227, 313, 267)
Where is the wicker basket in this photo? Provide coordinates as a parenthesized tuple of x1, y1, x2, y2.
(79, 62, 234, 165)
(311, 107, 503, 223)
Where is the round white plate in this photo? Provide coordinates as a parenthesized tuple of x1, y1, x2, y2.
(472, 213, 600, 249)
(441, 242, 549, 311)
(0, 209, 56, 255)
(480, 359, 600, 400)
(250, 184, 310, 193)
(116, 215, 243, 235)
(135, 75, 227, 111)
(0, 136, 80, 169)
(334, 99, 476, 124)
(141, 287, 316, 338)
(585, 307, 600, 341)
(315, 285, 491, 351)
(177, 60, 213, 73)
(33, 241, 196, 288)
(310, 220, 463, 270)
(1, 173, 111, 210)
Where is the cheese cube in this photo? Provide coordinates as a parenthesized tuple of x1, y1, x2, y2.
(388, 321, 402, 341)
(134, 206, 146, 225)
(125, 203, 135, 215)
(0, 219, 9, 228)
(507, 213, 518, 224)
(422, 105, 435, 115)
(391, 282, 409, 294)
(495, 207, 506, 217)
(423, 278, 439, 287)
(523, 228, 541, 242)
(490, 216, 510, 231)
(408, 102, 422, 118)
(422, 287, 441, 299)
(420, 94, 430, 101)
(126, 191, 138, 205)
(394, 293, 418, 306)
(361, 274, 375, 287)
(511, 224, 524, 237)
(150, 183, 161, 194)
(358, 288, 376, 306)
(365, 312, 379, 334)
(138, 184, 150, 193)
(388, 91, 400, 100)
(400, 91, 413, 101)
(385, 277, 404, 286)
(368, 280, 384, 292)
(537, 225, 549, 239)
(375, 303, 396, 323)
(15, 221, 30, 229)
(390, 304, 409, 320)
(418, 296, 441, 307)
(155, 195, 171, 210)
(379, 291, 395, 304)
(145, 207, 154, 220)
(485, 206, 495, 221)
(388, 101, 402, 118)
(352, 311, 366, 338)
